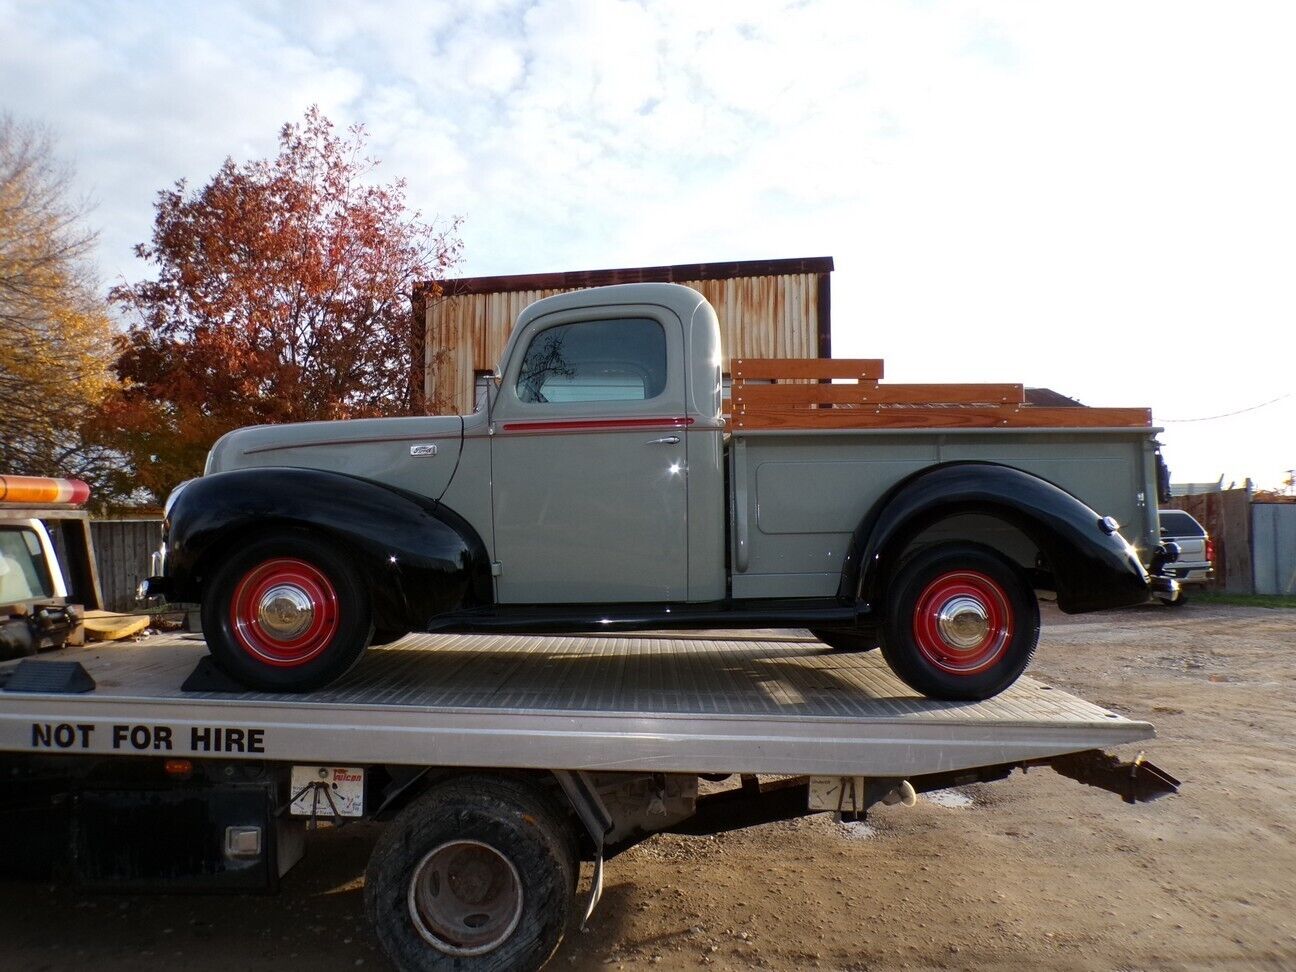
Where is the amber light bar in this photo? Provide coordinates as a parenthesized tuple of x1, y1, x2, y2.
(0, 475, 91, 506)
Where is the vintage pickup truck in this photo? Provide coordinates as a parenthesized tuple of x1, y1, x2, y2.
(147, 283, 1178, 698)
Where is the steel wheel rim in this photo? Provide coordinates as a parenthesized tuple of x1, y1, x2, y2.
(229, 558, 338, 667)
(912, 570, 1014, 675)
(407, 840, 524, 956)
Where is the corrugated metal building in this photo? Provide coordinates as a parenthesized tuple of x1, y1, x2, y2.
(415, 256, 833, 415)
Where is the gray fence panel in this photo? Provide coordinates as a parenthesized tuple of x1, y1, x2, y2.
(89, 519, 163, 612)
(1251, 504, 1296, 596)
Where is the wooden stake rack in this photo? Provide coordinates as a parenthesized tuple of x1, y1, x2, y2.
(727, 359, 1152, 431)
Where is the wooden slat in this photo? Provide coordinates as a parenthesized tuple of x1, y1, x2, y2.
(733, 383, 1025, 407)
(728, 406, 1153, 430)
(731, 358, 885, 381)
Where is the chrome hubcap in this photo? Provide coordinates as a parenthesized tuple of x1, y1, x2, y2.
(256, 584, 315, 640)
(408, 840, 523, 956)
(936, 595, 990, 648)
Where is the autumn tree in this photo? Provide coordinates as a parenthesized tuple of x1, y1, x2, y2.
(0, 115, 115, 483)
(96, 107, 461, 504)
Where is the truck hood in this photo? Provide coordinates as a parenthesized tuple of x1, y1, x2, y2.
(205, 414, 466, 501)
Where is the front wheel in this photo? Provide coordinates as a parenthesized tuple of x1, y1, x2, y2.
(365, 776, 577, 972)
(880, 542, 1039, 701)
(201, 532, 372, 691)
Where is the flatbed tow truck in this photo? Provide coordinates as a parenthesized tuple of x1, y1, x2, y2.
(0, 481, 1178, 971)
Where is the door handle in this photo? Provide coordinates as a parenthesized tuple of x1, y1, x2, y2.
(647, 435, 680, 445)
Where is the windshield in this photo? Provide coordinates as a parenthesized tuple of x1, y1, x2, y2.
(0, 527, 54, 601)
(1159, 510, 1206, 538)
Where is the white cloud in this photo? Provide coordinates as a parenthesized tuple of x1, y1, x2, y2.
(1, 0, 1293, 485)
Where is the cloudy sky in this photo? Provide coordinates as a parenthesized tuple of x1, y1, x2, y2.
(3, 0, 1293, 488)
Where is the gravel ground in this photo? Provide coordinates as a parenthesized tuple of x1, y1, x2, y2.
(1, 602, 1293, 971)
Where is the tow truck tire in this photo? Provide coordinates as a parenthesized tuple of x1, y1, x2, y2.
(201, 532, 372, 691)
(365, 776, 576, 972)
(809, 627, 878, 652)
(880, 542, 1039, 701)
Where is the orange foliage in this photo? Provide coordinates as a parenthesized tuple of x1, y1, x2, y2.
(93, 107, 461, 504)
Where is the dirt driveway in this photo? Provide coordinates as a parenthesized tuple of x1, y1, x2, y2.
(2, 603, 1293, 971)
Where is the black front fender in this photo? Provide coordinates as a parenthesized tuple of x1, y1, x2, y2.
(838, 462, 1150, 614)
(163, 467, 492, 629)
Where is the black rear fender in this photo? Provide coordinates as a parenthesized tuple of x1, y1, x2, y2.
(163, 468, 492, 630)
(838, 462, 1150, 614)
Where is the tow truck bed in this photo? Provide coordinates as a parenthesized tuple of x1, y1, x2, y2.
(0, 631, 1152, 774)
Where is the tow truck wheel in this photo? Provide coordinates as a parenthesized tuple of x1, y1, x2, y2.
(880, 542, 1039, 701)
(201, 532, 372, 691)
(366, 775, 577, 972)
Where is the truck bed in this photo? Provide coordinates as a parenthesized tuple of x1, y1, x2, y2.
(0, 631, 1152, 776)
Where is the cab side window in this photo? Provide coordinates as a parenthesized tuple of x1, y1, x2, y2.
(515, 318, 667, 404)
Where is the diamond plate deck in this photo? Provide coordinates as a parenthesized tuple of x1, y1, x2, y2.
(0, 632, 1154, 776)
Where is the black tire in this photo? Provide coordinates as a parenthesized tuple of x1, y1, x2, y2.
(201, 532, 372, 691)
(880, 542, 1039, 701)
(365, 776, 577, 972)
(809, 627, 879, 653)
(1163, 593, 1188, 608)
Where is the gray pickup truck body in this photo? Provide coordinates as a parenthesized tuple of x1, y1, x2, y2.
(153, 283, 1174, 696)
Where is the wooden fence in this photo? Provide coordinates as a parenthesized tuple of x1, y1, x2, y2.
(1165, 490, 1251, 593)
(88, 519, 163, 612)
(1167, 491, 1296, 595)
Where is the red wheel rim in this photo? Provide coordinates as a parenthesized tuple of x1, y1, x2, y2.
(912, 570, 1014, 675)
(229, 558, 339, 667)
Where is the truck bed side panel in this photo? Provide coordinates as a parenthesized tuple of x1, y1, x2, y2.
(732, 429, 1157, 599)
(937, 435, 1154, 548)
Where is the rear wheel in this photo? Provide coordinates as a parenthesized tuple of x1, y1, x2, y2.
(201, 532, 372, 691)
(365, 776, 577, 972)
(880, 542, 1039, 701)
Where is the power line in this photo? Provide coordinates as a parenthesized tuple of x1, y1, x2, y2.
(1161, 393, 1293, 423)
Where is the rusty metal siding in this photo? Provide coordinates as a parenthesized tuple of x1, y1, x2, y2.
(426, 287, 566, 413)
(697, 273, 821, 362)
(425, 272, 824, 414)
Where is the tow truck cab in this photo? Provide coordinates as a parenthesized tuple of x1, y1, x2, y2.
(0, 475, 100, 659)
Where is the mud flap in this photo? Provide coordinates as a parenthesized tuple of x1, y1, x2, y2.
(554, 770, 613, 928)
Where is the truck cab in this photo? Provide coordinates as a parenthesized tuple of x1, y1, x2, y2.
(474, 285, 723, 603)
(0, 475, 98, 659)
